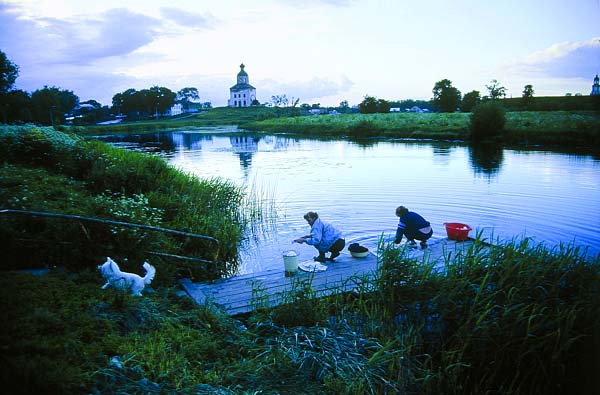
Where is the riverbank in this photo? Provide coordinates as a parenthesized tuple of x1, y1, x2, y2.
(2, 235, 599, 394)
(79, 107, 600, 151)
(2, 122, 600, 393)
(243, 110, 600, 149)
(0, 124, 248, 281)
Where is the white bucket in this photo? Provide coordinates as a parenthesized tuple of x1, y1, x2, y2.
(283, 250, 299, 277)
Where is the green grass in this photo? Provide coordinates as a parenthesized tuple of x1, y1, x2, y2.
(1, 236, 598, 394)
(244, 111, 600, 149)
(0, 124, 249, 281)
(74, 106, 600, 149)
(2, 121, 599, 393)
(78, 106, 279, 135)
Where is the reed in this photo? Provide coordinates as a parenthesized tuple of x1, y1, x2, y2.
(0, 124, 248, 280)
(244, 111, 600, 149)
(1, 235, 598, 394)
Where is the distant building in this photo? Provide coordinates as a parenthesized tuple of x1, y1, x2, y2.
(228, 63, 257, 107)
(169, 103, 183, 116)
(591, 74, 600, 96)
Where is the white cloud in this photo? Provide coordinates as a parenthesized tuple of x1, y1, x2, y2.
(507, 37, 600, 79)
(159, 7, 219, 30)
(258, 76, 354, 105)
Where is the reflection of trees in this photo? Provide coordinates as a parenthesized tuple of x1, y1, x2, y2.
(348, 137, 378, 148)
(171, 132, 214, 151)
(468, 143, 504, 178)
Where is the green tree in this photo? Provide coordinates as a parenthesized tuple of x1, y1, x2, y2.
(0, 50, 19, 94)
(359, 95, 378, 113)
(432, 79, 462, 112)
(521, 84, 535, 109)
(522, 84, 534, 98)
(30, 86, 78, 125)
(112, 92, 124, 114)
(486, 79, 507, 100)
(470, 100, 506, 142)
(271, 94, 289, 107)
(150, 86, 176, 117)
(462, 90, 481, 112)
(338, 100, 349, 113)
(377, 98, 391, 113)
(176, 87, 200, 110)
(0, 89, 31, 123)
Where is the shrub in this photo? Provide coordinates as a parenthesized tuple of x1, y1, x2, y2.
(469, 101, 506, 142)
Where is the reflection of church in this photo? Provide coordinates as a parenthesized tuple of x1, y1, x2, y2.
(228, 64, 257, 107)
(591, 74, 600, 96)
(230, 135, 260, 171)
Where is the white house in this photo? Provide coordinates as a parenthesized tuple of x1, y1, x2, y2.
(228, 64, 257, 107)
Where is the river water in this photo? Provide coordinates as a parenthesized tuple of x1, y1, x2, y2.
(98, 127, 600, 273)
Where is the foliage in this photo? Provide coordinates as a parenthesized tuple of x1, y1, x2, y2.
(244, 110, 600, 149)
(0, 49, 19, 94)
(2, 235, 598, 394)
(432, 79, 462, 112)
(501, 94, 600, 111)
(176, 87, 200, 110)
(522, 84, 534, 98)
(461, 90, 481, 112)
(0, 124, 247, 281)
(388, 99, 434, 112)
(469, 100, 506, 142)
(111, 86, 177, 118)
(0, 89, 32, 123)
(30, 86, 78, 125)
(358, 95, 390, 114)
(485, 79, 507, 99)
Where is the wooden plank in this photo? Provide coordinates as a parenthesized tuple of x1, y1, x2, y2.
(179, 238, 475, 315)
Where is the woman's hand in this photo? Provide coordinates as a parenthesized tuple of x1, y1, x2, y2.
(294, 237, 306, 244)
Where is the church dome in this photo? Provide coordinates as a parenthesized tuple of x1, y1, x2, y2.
(237, 63, 248, 77)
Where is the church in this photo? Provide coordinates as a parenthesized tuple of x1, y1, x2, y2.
(591, 74, 600, 96)
(228, 64, 257, 107)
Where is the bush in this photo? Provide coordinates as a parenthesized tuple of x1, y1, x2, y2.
(470, 100, 506, 142)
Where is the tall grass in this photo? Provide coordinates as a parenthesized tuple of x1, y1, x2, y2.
(0, 124, 248, 281)
(1, 228, 597, 393)
(244, 111, 600, 149)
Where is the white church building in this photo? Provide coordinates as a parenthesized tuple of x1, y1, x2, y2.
(228, 63, 257, 107)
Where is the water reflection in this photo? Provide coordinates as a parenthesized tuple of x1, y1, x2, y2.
(230, 135, 260, 177)
(468, 143, 505, 178)
(96, 130, 600, 273)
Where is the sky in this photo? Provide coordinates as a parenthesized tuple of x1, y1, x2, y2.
(1, 0, 599, 107)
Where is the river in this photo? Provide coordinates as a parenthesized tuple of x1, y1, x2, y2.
(98, 127, 600, 273)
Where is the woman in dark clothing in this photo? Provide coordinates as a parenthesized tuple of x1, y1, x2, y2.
(394, 206, 433, 249)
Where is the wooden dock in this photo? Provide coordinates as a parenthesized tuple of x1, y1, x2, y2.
(179, 238, 474, 316)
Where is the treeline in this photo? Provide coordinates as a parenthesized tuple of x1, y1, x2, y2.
(502, 95, 600, 111)
(0, 50, 210, 126)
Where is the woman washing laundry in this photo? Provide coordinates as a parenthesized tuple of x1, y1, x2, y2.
(394, 205, 433, 249)
(294, 211, 345, 262)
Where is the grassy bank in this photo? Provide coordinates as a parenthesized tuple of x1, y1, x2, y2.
(1, 123, 599, 393)
(79, 106, 279, 136)
(0, 124, 249, 281)
(75, 106, 600, 150)
(244, 111, 600, 149)
(1, 237, 598, 394)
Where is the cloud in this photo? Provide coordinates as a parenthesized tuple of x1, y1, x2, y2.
(507, 37, 600, 79)
(159, 7, 219, 30)
(1, 5, 163, 66)
(258, 75, 354, 104)
(276, 0, 356, 7)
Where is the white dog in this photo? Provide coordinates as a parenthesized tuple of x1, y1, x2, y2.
(98, 257, 156, 296)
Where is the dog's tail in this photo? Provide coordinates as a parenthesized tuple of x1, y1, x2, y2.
(142, 262, 156, 285)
